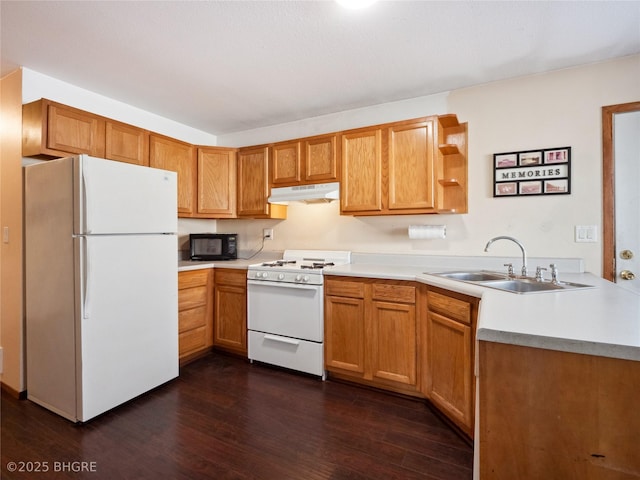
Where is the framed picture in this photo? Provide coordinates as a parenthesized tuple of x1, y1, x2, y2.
(493, 147, 571, 197)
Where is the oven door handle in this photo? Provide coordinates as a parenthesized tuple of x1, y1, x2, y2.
(263, 334, 300, 346)
(247, 279, 321, 291)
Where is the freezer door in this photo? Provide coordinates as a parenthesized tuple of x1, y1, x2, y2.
(75, 155, 177, 235)
(76, 234, 178, 422)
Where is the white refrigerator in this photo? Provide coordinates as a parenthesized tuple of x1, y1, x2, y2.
(24, 154, 179, 422)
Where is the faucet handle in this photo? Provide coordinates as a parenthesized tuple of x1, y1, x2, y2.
(549, 263, 559, 284)
(535, 266, 547, 281)
(503, 263, 514, 276)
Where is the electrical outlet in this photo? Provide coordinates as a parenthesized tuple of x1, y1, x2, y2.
(263, 228, 274, 240)
(575, 225, 598, 243)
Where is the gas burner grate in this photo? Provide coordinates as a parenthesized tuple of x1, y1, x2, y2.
(301, 262, 335, 269)
(261, 260, 297, 267)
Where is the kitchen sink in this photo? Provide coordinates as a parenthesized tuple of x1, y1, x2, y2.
(428, 270, 594, 294)
(432, 271, 509, 282)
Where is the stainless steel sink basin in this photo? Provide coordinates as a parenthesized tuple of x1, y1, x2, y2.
(480, 279, 564, 293)
(428, 270, 594, 294)
(434, 271, 508, 282)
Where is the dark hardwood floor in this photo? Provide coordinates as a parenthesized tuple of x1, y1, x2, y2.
(1, 352, 472, 479)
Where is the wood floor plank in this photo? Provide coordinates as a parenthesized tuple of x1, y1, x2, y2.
(1, 352, 472, 479)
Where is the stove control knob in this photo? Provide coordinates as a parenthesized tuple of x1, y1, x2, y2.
(295, 274, 303, 282)
(303, 275, 310, 283)
(278, 273, 285, 280)
(258, 272, 267, 279)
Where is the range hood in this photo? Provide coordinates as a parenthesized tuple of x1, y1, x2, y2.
(268, 182, 340, 204)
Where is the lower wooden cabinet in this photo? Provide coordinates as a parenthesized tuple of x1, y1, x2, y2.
(178, 269, 213, 364)
(325, 277, 421, 395)
(325, 277, 479, 438)
(213, 268, 247, 355)
(424, 287, 479, 437)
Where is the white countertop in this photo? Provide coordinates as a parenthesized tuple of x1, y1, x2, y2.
(325, 262, 640, 362)
(177, 251, 640, 362)
(178, 252, 282, 271)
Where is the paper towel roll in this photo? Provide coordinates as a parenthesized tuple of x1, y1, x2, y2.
(408, 225, 446, 240)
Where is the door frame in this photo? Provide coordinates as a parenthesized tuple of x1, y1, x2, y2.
(601, 101, 640, 281)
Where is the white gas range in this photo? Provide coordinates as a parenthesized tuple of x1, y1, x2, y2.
(246, 250, 351, 379)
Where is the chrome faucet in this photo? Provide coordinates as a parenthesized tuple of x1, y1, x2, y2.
(484, 236, 528, 276)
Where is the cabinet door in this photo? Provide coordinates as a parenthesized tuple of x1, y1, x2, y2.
(47, 102, 105, 157)
(214, 284, 247, 354)
(370, 300, 417, 387)
(388, 119, 435, 211)
(271, 141, 301, 185)
(149, 134, 196, 216)
(237, 146, 270, 217)
(304, 134, 338, 183)
(105, 120, 149, 166)
(197, 147, 237, 217)
(425, 310, 473, 434)
(325, 295, 366, 374)
(340, 128, 383, 213)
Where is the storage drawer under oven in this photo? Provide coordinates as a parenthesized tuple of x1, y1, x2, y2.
(248, 331, 324, 377)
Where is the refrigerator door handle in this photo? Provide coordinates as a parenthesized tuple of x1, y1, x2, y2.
(81, 160, 92, 234)
(82, 237, 91, 319)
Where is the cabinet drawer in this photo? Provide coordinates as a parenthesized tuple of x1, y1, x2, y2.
(179, 326, 208, 356)
(427, 290, 471, 325)
(325, 279, 365, 298)
(179, 269, 210, 289)
(215, 269, 246, 287)
(372, 283, 415, 304)
(178, 285, 208, 310)
(179, 305, 208, 333)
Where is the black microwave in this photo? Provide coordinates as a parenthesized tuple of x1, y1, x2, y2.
(189, 233, 238, 261)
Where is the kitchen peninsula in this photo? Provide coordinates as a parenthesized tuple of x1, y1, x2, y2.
(325, 253, 640, 480)
(180, 251, 640, 479)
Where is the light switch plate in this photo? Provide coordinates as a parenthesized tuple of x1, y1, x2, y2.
(575, 225, 598, 243)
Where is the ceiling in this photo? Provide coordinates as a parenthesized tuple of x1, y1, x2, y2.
(2, 1, 639, 136)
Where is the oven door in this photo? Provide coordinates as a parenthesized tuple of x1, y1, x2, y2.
(247, 279, 323, 342)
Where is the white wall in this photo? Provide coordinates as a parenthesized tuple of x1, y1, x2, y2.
(212, 55, 640, 274)
(22, 68, 218, 146)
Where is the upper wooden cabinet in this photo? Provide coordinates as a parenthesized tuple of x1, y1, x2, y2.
(105, 120, 149, 166)
(340, 117, 437, 215)
(271, 141, 302, 185)
(237, 146, 286, 219)
(339, 115, 467, 216)
(195, 147, 237, 218)
(388, 119, 435, 211)
(305, 134, 339, 183)
(270, 133, 339, 187)
(340, 127, 383, 213)
(149, 133, 196, 216)
(22, 98, 151, 166)
(23, 99, 106, 158)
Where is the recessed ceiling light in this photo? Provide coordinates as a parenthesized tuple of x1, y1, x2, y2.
(336, 0, 377, 9)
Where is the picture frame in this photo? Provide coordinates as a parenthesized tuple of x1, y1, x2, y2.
(493, 147, 571, 197)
